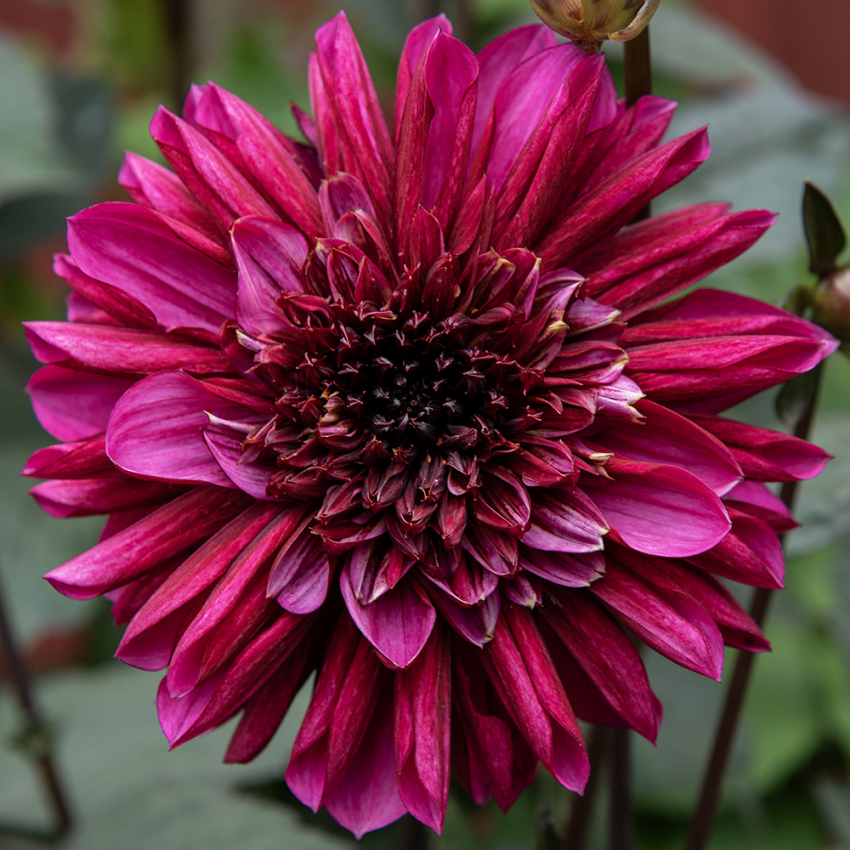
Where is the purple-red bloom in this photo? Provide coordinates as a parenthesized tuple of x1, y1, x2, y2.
(24, 14, 836, 837)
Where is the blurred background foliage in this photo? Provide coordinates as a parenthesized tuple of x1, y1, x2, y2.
(0, 1, 849, 848)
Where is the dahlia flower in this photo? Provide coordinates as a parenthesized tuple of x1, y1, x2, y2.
(24, 13, 836, 837)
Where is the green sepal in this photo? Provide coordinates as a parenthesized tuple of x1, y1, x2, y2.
(775, 364, 822, 429)
(781, 284, 813, 318)
(803, 180, 847, 279)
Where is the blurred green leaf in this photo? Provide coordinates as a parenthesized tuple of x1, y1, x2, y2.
(781, 285, 813, 318)
(0, 664, 348, 849)
(814, 779, 850, 846)
(0, 439, 102, 644)
(803, 181, 847, 278)
(775, 365, 821, 430)
(0, 39, 83, 206)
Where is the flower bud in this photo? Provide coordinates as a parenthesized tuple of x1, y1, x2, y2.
(530, 0, 660, 52)
(812, 266, 850, 344)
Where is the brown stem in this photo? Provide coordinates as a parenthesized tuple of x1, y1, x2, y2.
(163, 0, 193, 112)
(609, 727, 633, 850)
(411, 0, 441, 25)
(623, 27, 652, 109)
(563, 725, 607, 849)
(454, 0, 476, 46)
(402, 815, 430, 850)
(684, 363, 825, 850)
(0, 565, 73, 838)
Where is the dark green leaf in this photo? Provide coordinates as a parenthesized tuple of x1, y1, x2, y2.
(780, 285, 813, 318)
(775, 366, 821, 429)
(803, 180, 847, 278)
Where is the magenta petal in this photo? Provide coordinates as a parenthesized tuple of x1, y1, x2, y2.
(600, 399, 743, 496)
(287, 618, 383, 810)
(27, 365, 134, 442)
(117, 502, 287, 669)
(584, 458, 731, 558)
(231, 216, 309, 333)
(542, 591, 661, 742)
(157, 673, 222, 747)
(341, 576, 436, 669)
(107, 372, 250, 487)
(473, 24, 558, 154)
(485, 605, 589, 793)
(523, 488, 608, 553)
(592, 558, 725, 680)
(432, 589, 500, 646)
(394, 628, 451, 832)
(203, 418, 273, 499)
(67, 203, 236, 334)
(268, 526, 332, 614)
(324, 696, 407, 838)
(45, 487, 248, 599)
(689, 413, 832, 482)
(25, 321, 229, 376)
(22, 437, 112, 480)
(314, 13, 394, 226)
(395, 15, 453, 140)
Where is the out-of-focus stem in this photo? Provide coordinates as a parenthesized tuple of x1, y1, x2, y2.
(684, 362, 825, 850)
(623, 26, 652, 109)
(455, 0, 476, 46)
(609, 727, 633, 850)
(624, 27, 652, 225)
(563, 725, 607, 849)
(164, 0, 193, 111)
(412, 0, 441, 24)
(402, 815, 430, 850)
(0, 565, 73, 838)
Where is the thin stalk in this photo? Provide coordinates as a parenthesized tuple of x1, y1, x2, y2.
(623, 27, 652, 109)
(402, 815, 430, 850)
(684, 363, 825, 850)
(412, 0, 441, 25)
(563, 725, 607, 849)
(0, 565, 73, 838)
(609, 727, 633, 850)
(454, 0, 476, 46)
(163, 0, 193, 112)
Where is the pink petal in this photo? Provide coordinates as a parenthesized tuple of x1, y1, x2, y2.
(117, 502, 290, 669)
(324, 693, 407, 838)
(22, 436, 112, 480)
(394, 15, 452, 140)
(150, 106, 276, 229)
(67, 203, 236, 334)
(542, 591, 661, 741)
(394, 628, 451, 832)
(473, 24, 558, 155)
(689, 413, 832, 482)
(687, 509, 785, 589)
(25, 321, 228, 375)
(537, 128, 710, 268)
(30, 474, 178, 518)
(106, 372, 250, 487)
(599, 399, 743, 496)
(523, 488, 608, 553)
(341, 576, 436, 669)
(592, 556, 725, 680)
(268, 525, 332, 614)
(27, 365, 135, 442)
(583, 458, 731, 558)
(287, 618, 383, 810)
(314, 13, 394, 230)
(231, 216, 309, 333)
(484, 605, 589, 793)
(45, 487, 249, 599)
